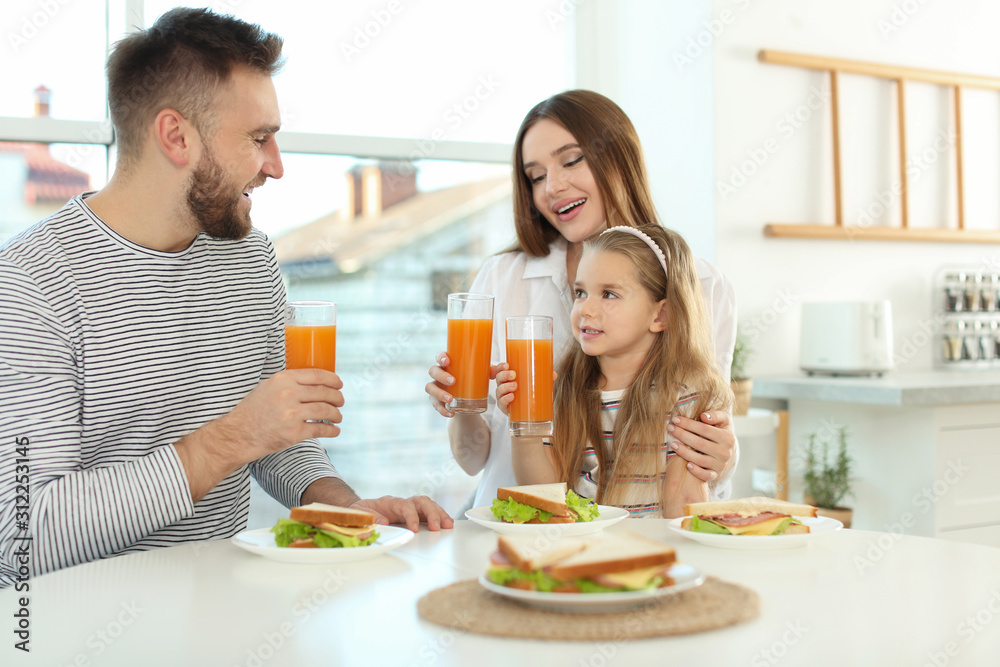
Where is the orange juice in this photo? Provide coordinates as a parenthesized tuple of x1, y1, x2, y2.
(447, 318, 493, 399)
(505, 337, 554, 423)
(285, 325, 337, 372)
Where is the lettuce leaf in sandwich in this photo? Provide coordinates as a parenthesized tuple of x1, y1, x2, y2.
(490, 488, 600, 523)
(487, 565, 652, 593)
(491, 498, 554, 524)
(688, 515, 802, 536)
(271, 518, 379, 548)
(566, 490, 599, 522)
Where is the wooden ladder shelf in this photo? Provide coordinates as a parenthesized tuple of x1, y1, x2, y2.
(758, 49, 1000, 243)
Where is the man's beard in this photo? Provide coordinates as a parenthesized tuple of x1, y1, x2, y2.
(186, 147, 261, 241)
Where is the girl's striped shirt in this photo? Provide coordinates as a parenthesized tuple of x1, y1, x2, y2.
(546, 386, 699, 517)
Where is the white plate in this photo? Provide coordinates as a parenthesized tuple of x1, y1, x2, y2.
(667, 515, 843, 550)
(477, 563, 704, 613)
(465, 505, 629, 535)
(231, 525, 414, 563)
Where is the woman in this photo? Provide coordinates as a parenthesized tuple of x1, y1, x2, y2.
(425, 90, 738, 509)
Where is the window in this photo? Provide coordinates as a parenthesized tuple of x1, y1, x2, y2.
(2, 1, 574, 524)
(0, 141, 107, 245)
(256, 156, 514, 516)
(1, 2, 108, 121)
(145, 1, 570, 142)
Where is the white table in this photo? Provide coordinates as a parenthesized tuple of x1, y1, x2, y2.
(3, 520, 999, 666)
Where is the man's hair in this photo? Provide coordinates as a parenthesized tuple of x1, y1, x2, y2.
(106, 7, 284, 172)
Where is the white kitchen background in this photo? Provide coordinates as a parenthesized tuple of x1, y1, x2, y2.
(711, 0, 1000, 376)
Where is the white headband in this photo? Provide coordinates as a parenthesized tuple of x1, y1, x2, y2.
(601, 226, 669, 284)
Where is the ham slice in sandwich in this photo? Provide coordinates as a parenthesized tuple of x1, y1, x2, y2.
(680, 497, 817, 536)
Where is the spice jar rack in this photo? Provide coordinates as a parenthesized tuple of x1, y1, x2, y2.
(935, 266, 1000, 369)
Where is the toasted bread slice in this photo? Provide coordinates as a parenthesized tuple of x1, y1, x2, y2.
(498, 534, 587, 571)
(496, 482, 568, 515)
(782, 522, 810, 535)
(548, 532, 675, 580)
(289, 503, 376, 528)
(683, 496, 818, 519)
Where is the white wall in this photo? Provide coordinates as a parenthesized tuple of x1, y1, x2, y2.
(713, 0, 1000, 376)
(575, 0, 717, 261)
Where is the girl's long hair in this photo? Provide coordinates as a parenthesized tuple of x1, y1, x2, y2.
(510, 89, 658, 257)
(551, 225, 734, 509)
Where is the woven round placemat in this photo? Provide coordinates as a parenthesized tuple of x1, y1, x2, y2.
(417, 576, 759, 641)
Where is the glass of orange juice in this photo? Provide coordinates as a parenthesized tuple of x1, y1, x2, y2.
(285, 300, 337, 372)
(446, 293, 494, 414)
(505, 316, 553, 437)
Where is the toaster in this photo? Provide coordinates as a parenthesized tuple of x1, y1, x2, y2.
(799, 301, 894, 376)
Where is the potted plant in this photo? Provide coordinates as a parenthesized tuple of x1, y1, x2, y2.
(802, 425, 854, 527)
(731, 326, 753, 415)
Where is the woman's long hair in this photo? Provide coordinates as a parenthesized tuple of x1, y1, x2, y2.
(510, 90, 659, 257)
(551, 225, 733, 508)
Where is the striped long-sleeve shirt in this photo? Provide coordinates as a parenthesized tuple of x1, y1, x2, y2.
(0, 195, 339, 587)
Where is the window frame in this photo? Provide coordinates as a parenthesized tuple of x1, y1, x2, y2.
(0, 1, 521, 179)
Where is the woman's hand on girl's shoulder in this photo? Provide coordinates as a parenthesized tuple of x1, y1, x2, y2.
(667, 411, 735, 483)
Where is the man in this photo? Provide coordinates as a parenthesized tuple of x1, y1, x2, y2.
(0, 8, 451, 587)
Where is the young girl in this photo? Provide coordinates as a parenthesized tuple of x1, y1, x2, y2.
(496, 225, 733, 517)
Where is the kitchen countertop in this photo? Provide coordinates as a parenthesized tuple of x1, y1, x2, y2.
(752, 370, 1000, 406)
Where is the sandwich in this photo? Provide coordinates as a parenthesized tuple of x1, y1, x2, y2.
(271, 503, 380, 548)
(680, 496, 817, 536)
(486, 532, 677, 593)
(491, 482, 599, 524)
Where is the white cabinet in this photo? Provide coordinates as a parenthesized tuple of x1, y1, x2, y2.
(934, 404, 1000, 537)
(753, 372, 1000, 546)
